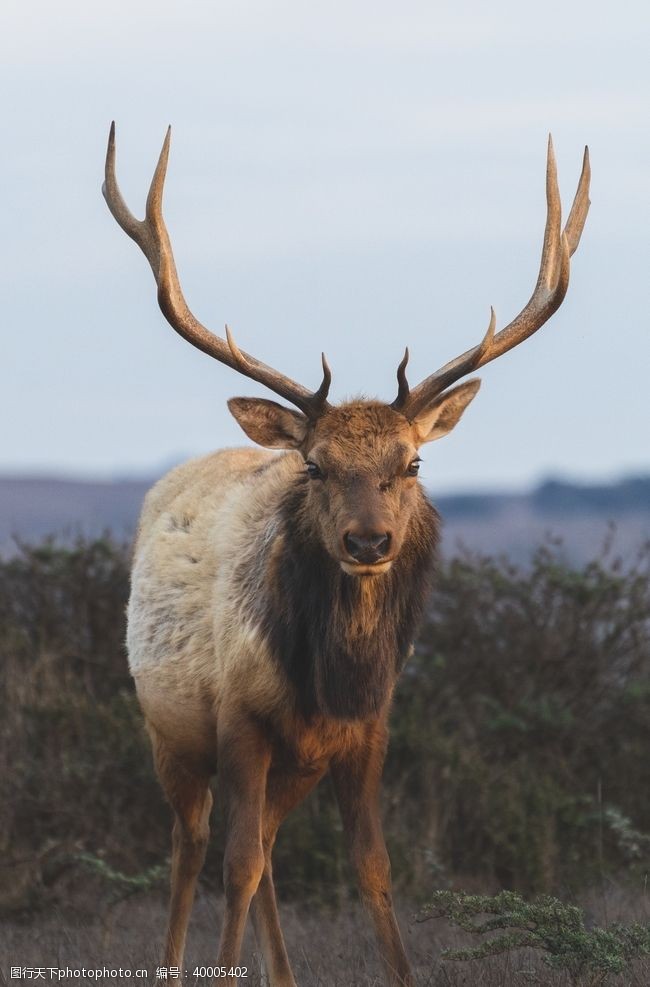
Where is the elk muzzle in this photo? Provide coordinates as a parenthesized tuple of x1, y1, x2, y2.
(340, 526, 394, 576)
(344, 530, 391, 564)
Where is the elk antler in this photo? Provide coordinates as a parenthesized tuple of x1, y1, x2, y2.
(392, 137, 591, 419)
(102, 123, 331, 419)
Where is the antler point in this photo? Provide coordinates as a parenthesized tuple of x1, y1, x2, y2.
(320, 351, 332, 383)
(392, 346, 411, 410)
(547, 138, 557, 164)
(480, 308, 496, 353)
(106, 123, 116, 157)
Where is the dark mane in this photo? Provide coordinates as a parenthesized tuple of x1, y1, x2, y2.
(256, 479, 439, 719)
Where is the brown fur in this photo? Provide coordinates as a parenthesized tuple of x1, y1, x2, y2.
(128, 394, 478, 987)
(107, 125, 588, 987)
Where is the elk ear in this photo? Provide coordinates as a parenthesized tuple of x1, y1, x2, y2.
(412, 379, 481, 445)
(228, 397, 309, 449)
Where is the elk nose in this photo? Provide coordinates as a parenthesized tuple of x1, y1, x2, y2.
(344, 531, 391, 564)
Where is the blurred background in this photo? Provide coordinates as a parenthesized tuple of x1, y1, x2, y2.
(1, 0, 649, 560)
(2, 3, 650, 983)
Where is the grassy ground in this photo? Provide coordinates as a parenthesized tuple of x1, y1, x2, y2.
(2, 884, 649, 986)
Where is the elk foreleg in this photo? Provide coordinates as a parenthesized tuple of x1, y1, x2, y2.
(250, 767, 326, 987)
(331, 722, 414, 987)
(216, 713, 272, 984)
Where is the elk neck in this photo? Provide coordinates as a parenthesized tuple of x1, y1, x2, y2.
(243, 472, 439, 721)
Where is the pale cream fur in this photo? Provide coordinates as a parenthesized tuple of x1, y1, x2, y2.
(127, 447, 304, 762)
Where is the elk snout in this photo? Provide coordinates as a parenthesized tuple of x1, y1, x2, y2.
(344, 530, 392, 565)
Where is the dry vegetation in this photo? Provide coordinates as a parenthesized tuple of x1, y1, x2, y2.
(1, 535, 649, 984)
(2, 886, 649, 986)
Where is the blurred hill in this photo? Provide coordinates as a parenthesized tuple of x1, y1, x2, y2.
(0, 471, 649, 563)
(437, 476, 650, 563)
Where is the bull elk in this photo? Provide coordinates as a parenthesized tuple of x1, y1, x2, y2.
(103, 123, 590, 986)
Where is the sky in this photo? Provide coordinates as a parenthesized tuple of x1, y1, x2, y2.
(2, 0, 649, 493)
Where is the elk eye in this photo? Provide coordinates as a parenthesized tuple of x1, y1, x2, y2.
(306, 461, 323, 480)
(407, 458, 422, 476)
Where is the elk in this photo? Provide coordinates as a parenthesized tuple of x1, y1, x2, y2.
(103, 123, 590, 987)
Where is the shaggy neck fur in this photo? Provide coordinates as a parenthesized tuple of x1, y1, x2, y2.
(257, 478, 439, 720)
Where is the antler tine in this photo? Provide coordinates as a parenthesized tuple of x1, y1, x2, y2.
(103, 122, 148, 249)
(315, 352, 333, 404)
(391, 347, 411, 408)
(102, 123, 331, 419)
(396, 138, 590, 420)
(564, 146, 591, 256)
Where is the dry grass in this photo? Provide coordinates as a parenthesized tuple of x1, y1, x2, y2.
(1, 885, 649, 986)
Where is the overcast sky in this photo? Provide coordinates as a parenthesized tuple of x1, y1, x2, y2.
(2, 0, 649, 493)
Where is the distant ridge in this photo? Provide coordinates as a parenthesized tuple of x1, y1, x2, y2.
(436, 475, 650, 563)
(1, 472, 649, 564)
(436, 475, 650, 519)
(0, 475, 148, 552)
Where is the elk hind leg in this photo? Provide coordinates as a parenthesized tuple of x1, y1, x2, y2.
(150, 725, 213, 968)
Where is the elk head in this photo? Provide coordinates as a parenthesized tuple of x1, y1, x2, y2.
(103, 124, 590, 576)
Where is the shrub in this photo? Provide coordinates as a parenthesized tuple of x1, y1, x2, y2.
(385, 542, 650, 894)
(419, 889, 650, 985)
(1, 536, 649, 911)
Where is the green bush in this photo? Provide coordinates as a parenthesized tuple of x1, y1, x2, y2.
(419, 889, 650, 985)
(1, 536, 649, 912)
(385, 543, 650, 894)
